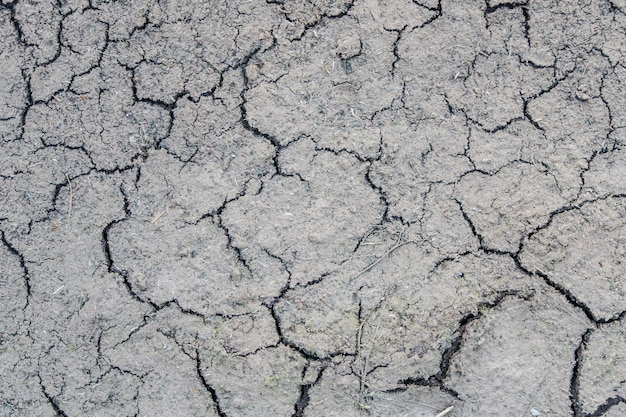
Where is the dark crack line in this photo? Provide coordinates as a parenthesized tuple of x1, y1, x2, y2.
(410, 0, 442, 30)
(101, 184, 157, 310)
(586, 395, 626, 417)
(571, 328, 594, 417)
(0, 230, 32, 306)
(399, 289, 533, 394)
(292, 361, 328, 417)
(39, 377, 69, 417)
(534, 270, 597, 323)
(265, 300, 351, 363)
(269, 0, 356, 42)
(457, 190, 626, 325)
(454, 198, 509, 256)
(195, 353, 229, 417)
(262, 248, 293, 297)
(514, 195, 626, 325)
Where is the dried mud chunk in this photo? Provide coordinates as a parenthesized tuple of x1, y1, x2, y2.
(579, 321, 626, 415)
(274, 276, 360, 357)
(62, 11, 108, 63)
(467, 120, 546, 174)
(352, 0, 440, 31)
(370, 115, 472, 223)
(129, 146, 272, 223)
(0, 146, 92, 227)
(105, 324, 219, 417)
(134, 62, 185, 105)
(352, 253, 531, 392)
(305, 360, 460, 417)
(336, 34, 362, 59)
(164, 97, 269, 165)
(198, 345, 305, 417)
(528, 0, 612, 72)
(446, 288, 589, 416)
(109, 216, 283, 315)
(245, 17, 400, 157)
(579, 148, 626, 199)
(14, 0, 62, 63)
(520, 196, 626, 321)
(446, 53, 552, 131)
(223, 152, 382, 286)
(524, 57, 612, 197)
(455, 163, 567, 252)
(23, 81, 170, 171)
(91, 0, 151, 40)
(420, 184, 479, 256)
(395, 1, 485, 113)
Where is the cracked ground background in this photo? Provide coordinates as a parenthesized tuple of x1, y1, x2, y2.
(0, 0, 625, 415)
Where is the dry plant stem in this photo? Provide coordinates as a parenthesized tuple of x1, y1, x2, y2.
(433, 405, 454, 417)
(356, 296, 388, 409)
(65, 173, 73, 220)
(150, 209, 168, 224)
(351, 237, 415, 281)
(356, 309, 370, 408)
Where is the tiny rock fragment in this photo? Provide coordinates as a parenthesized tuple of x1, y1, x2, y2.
(231, 267, 242, 282)
(336, 34, 362, 60)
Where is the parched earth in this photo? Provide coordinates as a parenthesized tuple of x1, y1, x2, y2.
(1, 0, 625, 416)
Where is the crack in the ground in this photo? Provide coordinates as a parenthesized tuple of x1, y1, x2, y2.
(410, 0, 442, 30)
(571, 328, 594, 417)
(38, 375, 69, 417)
(101, 184, 156, 309)
(0, 229, 32, 307)
(266, 302, 350, 362)
(457, 191, 626, 325)
(195, 353, 229, 417)
(292, 361, 328, 417)
(398, 289, 533, 396)
(586, 395, 626, 417)
(3, 1, 625, 415)
(268, 0, 356, 42)
(457, 191, 626, 414)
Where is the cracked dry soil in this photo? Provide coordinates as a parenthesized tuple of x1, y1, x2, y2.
(1, 0, 625, 416)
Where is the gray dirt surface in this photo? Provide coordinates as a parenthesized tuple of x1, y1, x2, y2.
(0, 0, 625, 416)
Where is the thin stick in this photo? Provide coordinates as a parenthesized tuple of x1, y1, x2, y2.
(65, 173, 73, 220)
(150, 209, 168, 224)
(433, 406, 454, 417)
(351, 239, 414, 280)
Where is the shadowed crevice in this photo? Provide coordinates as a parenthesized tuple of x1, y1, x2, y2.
(39, 377, 69, 417)
(292, 361, 328, 417)
(399, 289, 533, 394)
(0, 230, 32, 307)
(195, 354, 229, 417)
(570, 329, 594, 417)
